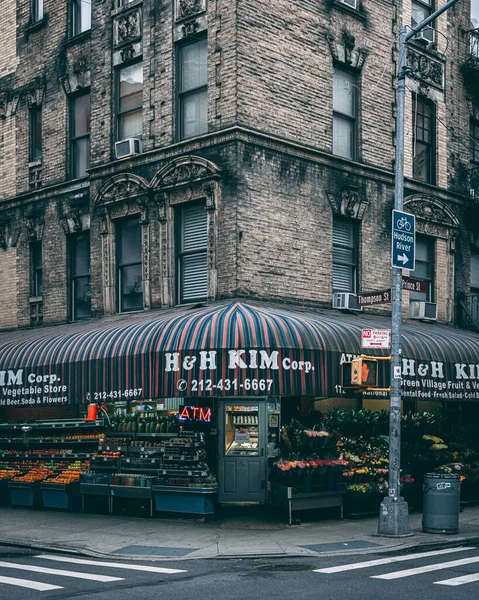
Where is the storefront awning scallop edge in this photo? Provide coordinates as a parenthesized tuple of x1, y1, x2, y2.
(0, 302, 478, 405)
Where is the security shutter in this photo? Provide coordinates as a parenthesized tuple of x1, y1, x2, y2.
(179, 203, 208, 303)
(333, 218, 357, 293)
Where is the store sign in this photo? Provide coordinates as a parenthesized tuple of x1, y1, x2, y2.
(234, 432, 250, 443)
(178, 405, 212, 422)
(0, 369, 69, 407)
(361, 329, 391, 349)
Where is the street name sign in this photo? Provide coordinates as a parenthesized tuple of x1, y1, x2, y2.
(392, 209, 415, 270)
(361, 328, 391, 349)
(357, 290, 391, 306)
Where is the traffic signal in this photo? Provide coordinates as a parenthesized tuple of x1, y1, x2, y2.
(341, 357, 379, 388)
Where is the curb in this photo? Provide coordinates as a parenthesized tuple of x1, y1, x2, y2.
(1, 534, 478, 563)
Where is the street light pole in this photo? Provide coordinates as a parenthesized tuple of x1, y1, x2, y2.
(377, 0, 460, 537)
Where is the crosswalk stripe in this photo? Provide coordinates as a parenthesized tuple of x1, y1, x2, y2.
(0, 560, 124, 582)
(372, 556, 479, 580)
(0, 575, 63, 591)
(35, 555, 187, 574)
(434, 572, 479, 586)
(313, 546, 476, 574)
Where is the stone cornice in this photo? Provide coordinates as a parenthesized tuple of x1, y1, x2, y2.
(0, 127, 469, 208)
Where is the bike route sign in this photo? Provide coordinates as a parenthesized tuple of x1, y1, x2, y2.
(391, 209, 415, 270)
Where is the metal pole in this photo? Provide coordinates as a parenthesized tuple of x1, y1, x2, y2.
(377, 0, 460, 537)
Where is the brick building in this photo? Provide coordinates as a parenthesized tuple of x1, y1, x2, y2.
(0, 1, 478, 353)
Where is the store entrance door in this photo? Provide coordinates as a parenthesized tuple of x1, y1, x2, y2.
(218, 401, 267, 503)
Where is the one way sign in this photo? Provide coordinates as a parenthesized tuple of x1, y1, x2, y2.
(391, 209, 415, 270)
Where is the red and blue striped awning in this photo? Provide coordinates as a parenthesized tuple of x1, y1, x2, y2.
(0, 302, 478, 405)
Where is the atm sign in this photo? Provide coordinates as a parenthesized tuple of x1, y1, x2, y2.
(179, 405, 212, 422)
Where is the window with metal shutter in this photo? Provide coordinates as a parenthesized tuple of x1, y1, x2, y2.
(178, 203, 208, 303)
(333, 218, 357, 293)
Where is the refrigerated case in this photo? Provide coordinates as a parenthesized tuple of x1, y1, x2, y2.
(218, 402, 267, 503)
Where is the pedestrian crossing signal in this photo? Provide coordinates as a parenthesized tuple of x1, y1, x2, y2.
(341, 357, 379, 388)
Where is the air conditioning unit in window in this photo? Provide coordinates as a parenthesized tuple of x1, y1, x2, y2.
(338, 0, 358, 8)
(416, 26, 435, 45)
(115, 138, 142, 160)
(332, 292, 362, 311)
(410, 301, 437, 321)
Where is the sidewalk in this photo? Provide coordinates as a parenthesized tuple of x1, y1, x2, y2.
(1, 505, 479, 561)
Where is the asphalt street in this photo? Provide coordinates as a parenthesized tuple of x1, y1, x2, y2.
(1, 545, 479, 599)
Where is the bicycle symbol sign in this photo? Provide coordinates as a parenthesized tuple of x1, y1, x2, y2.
(391, 209, 415, 270)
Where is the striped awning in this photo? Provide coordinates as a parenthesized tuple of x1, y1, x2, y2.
(0, 302, 478, 405)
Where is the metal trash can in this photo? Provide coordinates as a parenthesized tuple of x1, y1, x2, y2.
(422, 473, 460, 534)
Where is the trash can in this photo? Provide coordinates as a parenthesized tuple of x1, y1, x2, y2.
(422, 473, 460, 534)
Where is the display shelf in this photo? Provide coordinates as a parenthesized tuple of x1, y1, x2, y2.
(41, 481, 81, 511)
(98, 445, 129, 453)
(0, 453, 92, 459)
(8, 480, 43, 508)
(159, 468, 209, 477)
(152, 484, 217, 516)
(110, 485, 152, 500)
(0, 420, 104, 430)
(80, 482, 110, 496)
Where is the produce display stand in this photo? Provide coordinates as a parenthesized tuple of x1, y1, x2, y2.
(110, 484, 153, 517)
(41, 481, 81, 511)
(272, 482, 346, 525)
(152, 484, 217, 516)
(0, 479, 10, 505)
(80, 482, 112, 514)
(8, 480, 43, 508)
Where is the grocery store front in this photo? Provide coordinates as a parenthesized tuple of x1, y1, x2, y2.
(1, 301, 479, 510)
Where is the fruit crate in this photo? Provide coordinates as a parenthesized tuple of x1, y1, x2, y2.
(8, 480, 43, 508)
(41, 481, 81, 511)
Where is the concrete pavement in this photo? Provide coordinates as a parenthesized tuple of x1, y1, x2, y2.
(1, 504, 479, 561)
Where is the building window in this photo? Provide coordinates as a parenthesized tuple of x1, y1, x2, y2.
(332, 67, 358, 160)
(71, 233, 91, 321)
(72, 0, 91, 36)
(332, 217, 358, 293)
(30, 108, 42, 162)
(117, 62, 143, 140)
(412, 0, 432, 28)
(70, 93, 91, 179)
(471, 120, 479, 167)
(117, 217, 143, 313)
(472, 0, 479, 28)
(31, 241, 43, 297)
(33, 0, 43, 22)
(178, 38, 208, 141)
(410, 235, 434, 302)
(412, 95, 435, 184)
(177, 202, 208, 304)
(115, 0, 134, 7)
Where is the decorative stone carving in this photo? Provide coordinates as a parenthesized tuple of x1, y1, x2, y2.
(177, 0, 205, 21)
(327, 187, 369, 220)
(404, 195, 459, 233)
(114, 9, 141, 47)
(61, 57, 91, 95)
(182, 20, 199, 37)
(26, 88, 44, 108)
(326, 33, 368, 70)
(407, 48, 444, 90)
(25, 216, 44, 241)
(0, 93, 6, 119)
(203, 181, 216, 210)
(156, 192, 168, 222)
(151, 156, 221, 190)
(120, 45, 136, 62)
(94, 174, 149, 206)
